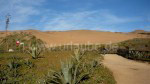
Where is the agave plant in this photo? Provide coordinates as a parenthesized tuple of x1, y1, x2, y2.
(72, 49, 85, 63)
(27, 45, 42, 59)
(46, 61, 89, 84)
(46, 49, 89, 84)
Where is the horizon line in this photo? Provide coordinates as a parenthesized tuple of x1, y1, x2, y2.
(0, 29, 149, 33)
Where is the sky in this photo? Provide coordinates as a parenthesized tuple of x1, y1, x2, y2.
(0, 0, 150, 32)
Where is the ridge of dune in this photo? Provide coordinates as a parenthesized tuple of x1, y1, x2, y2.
(0, 30, 149, 45)
(17, 30, 142, 45)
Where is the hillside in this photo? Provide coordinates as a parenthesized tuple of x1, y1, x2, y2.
(0, 30, 149, 45)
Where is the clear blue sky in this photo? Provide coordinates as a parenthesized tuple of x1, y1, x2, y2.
(0, 0, 150, 32)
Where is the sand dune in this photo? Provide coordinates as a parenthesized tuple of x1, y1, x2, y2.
(0, 30, 148, 45)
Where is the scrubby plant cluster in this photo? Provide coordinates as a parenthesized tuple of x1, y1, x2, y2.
(128, 50, 150, 60)
(0, 56, 35, 83)
(117, 38, 150, 62)
(117, 49, 150, 61)
(0, 32, 45, 59)
(0, 32, 44, 52)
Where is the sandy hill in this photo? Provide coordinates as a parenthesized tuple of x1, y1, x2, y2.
(0, 30, 149, 45)
(131, 30, 147, 34)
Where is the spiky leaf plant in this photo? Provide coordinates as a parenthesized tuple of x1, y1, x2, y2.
(46, 61, 89, 84)
(72, 49, 85, 63)
(45, 49, 89, 84)
(27, 45, 42, 59)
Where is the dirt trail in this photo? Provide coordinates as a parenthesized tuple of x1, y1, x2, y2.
(103, 54, 150, 84)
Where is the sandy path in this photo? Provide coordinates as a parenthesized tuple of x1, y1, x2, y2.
(103, 54, 150, 84)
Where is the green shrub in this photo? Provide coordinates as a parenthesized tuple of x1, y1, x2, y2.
(0, 32, 45, 52)
(7, 56, 22, 70)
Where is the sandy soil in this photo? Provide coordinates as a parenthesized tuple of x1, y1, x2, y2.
(3, 30, 147, 44)
(103, 54, 150, 84)
(30, 30, 144, 45)
(0, 30, 148, 45)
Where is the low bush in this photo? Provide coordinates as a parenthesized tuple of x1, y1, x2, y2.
(0, 32, 45, 52)
(117, 48, 150, 61)
(116, 38, 150, 62)
(0, 55, 36, 83)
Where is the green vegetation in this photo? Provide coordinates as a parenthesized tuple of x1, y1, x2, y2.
(27, 44, 43, 59)
(0, 55, 33, 83)
(0, 32, 44, 52)
(0, 51, 116, 84)
(0, 51, 72, 83)
(118, 38, 150, 50)
(0, 33, 116, 84)
(81, 51, 116, 84)
(95, 38, 150, 62)
(45, 49, 89, 84)
(117, 38, 150, 62)
(45, 50, 116, 84)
